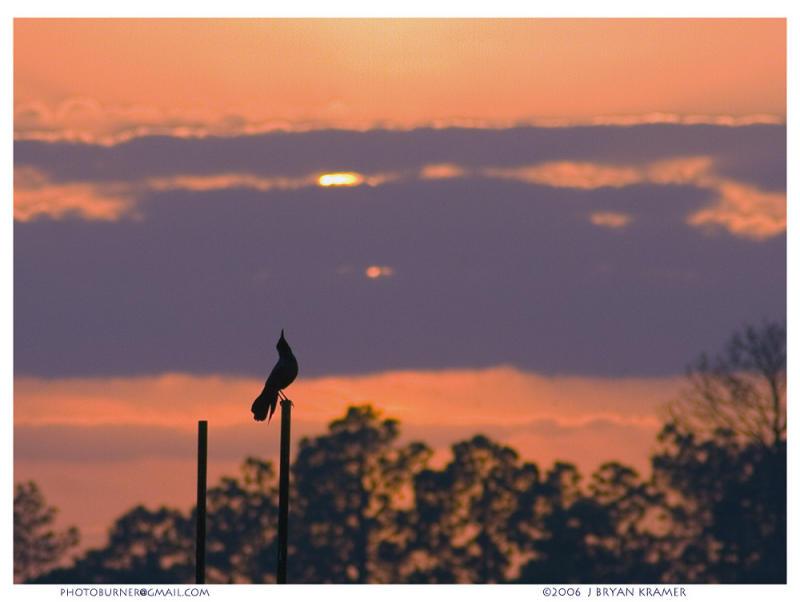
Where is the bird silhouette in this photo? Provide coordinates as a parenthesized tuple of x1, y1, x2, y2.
(251, 329, 298, 423)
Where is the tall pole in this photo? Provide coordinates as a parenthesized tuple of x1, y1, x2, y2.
(196, 420, 208, 584)
(276, 398, 292, 583)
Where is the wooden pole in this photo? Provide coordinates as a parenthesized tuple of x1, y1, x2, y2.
(196, 420, 208, 584)
(276, 399, 292, 583)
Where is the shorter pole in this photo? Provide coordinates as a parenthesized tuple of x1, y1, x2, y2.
(196, 420, 207, 585)
(276, 399, 292, 583)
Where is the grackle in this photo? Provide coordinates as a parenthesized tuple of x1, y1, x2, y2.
(251, 329, 298, 423)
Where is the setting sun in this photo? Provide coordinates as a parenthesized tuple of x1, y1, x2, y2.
(317, 172, 363, 187)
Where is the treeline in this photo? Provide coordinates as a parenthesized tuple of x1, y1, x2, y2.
(18, 323, 786, 584)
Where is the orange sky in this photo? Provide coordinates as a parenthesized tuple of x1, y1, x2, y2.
(14, 19, 786, 139)
(14, 368, 681, 549)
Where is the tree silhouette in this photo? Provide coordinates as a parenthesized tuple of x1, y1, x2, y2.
(32, 505, 194, 583)
(652, 424, 786, 582)
(670, 321, 786, 447)
(205, 457, 279, 583)
(653, 321, 786, 583)
(408, 435, 538, 582)
(586, 462, 669, 582)
(289, 405, 430, 583)
(517, 462, 608, 583)
(34, 459, 279, 584)
(14, 481, 80, 583)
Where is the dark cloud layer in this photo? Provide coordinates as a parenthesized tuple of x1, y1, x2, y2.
(14, 126, 786, 379)
(14, 124, 786, 191)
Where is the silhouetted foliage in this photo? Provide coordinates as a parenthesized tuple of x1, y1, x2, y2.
(408, 435, 537, 582)
(14, 481, 80, 583)
(290, 405, 430, 583)
(32, 506, 194, 583)
(652, 425, 785, 583)
(29, 322, 786, 584)
(205, 457, 279, 583)
(33, 460, 278, 585)
(653, 322, 786, 583)
(671, 321, 786, 447)
(585, 462, 669, 582)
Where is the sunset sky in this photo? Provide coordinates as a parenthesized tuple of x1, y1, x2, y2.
(12, 18, 786, 551)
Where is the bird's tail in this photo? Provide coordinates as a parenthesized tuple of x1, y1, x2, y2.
(251, 388, 279, 422)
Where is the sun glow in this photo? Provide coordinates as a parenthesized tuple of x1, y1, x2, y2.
(317, 172, 363, 187)
(365, 265, 395, 279)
